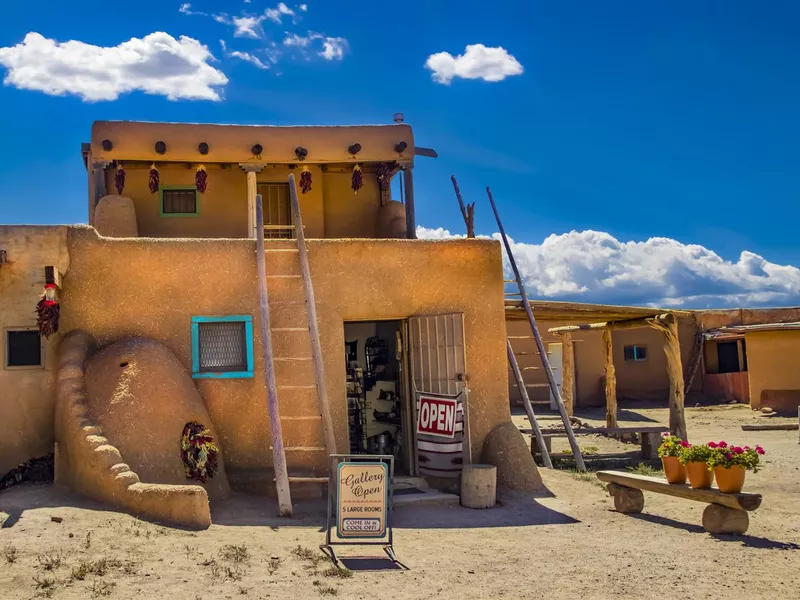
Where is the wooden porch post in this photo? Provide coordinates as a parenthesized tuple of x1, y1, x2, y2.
(649, 313, 687, 440)
(603, 329, 618, 428)
(241, 164, 265, 239)
(561, 332, 575, 416)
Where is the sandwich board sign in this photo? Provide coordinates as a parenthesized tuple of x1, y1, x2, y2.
(321, 454, 397, 564)
(416, 393, 458, 439)
(336, 461, 388, 539)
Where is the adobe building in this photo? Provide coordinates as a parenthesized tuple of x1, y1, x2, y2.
(0, 119, 539, 528)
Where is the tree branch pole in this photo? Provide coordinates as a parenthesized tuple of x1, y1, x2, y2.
(450, 175, 475, 238)
(486, 186, 586, 471)
(255, 193, 293, 516)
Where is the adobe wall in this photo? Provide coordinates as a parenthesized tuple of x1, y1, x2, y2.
(0, 226, 69, 475)
(744, 330, 800, 411)
(61, 228, 510, 478)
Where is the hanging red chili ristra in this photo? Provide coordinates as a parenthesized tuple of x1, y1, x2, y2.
(114, 162, 126, 194)
(195, 165, 207, 193)
(351, 164, 363, 194)
(299, 166, 312, 194)
(35, 292, 59, 339)
(148, 163, 160, 194)
(376, 162, 394, 185)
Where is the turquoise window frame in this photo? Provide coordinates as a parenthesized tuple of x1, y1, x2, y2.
(191, 315, 254, 379)
(160, 186, 200, 217)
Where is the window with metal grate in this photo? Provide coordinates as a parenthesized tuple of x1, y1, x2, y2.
(191, 316, 254, 378)
(161, 188, 198, 215)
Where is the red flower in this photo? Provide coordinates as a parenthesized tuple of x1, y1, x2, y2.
(756, 445, 765, 455)
(718, 441, 728, 448)
(708, 441, 717, 448)
(733, 446, 744, 454)
(725, 453, 733, 460)
(680, 440, 690, 447)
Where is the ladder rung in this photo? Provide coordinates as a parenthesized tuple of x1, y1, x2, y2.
(270, 300, 306, 305)
(285, 446, 326, 452)
(514, 351, 540, 356)
(264, 248, 299, 253)
(266, 274, 301, 279)
(287, 476, 328, 483)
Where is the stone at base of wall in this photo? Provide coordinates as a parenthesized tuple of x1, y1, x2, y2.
(481, 421, 544, 491)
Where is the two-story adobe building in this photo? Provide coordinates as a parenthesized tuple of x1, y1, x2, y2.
(0, 119, 539, 527)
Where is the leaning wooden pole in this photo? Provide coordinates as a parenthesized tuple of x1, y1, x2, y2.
(287, 174, 337, 457)
(255, 193, 293, 516)
(450, 175, 475, 238)
(507, 339, 552, 468)
(487, 187, 586, 471)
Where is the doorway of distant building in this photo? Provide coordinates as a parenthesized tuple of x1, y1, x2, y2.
(258, 183, 294, 239)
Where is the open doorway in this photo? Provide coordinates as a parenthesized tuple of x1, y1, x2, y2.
(344, 320, 411, 475)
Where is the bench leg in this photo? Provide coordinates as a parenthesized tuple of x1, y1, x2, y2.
(702, 504, 749, 534)
(641, 432, 660, 461)
(607, 483, 644, 514)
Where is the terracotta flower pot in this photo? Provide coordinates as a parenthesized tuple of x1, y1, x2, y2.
(713, 465, 746, 493)
(685, 461, 714, 489)
(661, 456, 687, 484)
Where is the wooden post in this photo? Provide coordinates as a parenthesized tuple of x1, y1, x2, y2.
(287, 174, 337, 458)
(241, 164, 264, 239)
(602, 329, 618, 428)
(507, 339, 552, 469)
(91, 161, 110, 207)
(460, 464, 497, 509)
(450, 175, 475, 238)
(561, 332, 575, 417)
(403, 167, 417, 239)
(487, 187, 586, 471)
(255, 193, 293, 516)
(649, 314, 687, 440)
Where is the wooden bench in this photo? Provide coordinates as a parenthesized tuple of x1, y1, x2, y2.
(596, 470, 762, 534)
(520, 425, 669, 460)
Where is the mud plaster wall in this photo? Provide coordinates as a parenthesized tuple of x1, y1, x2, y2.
(61, 228, 509, 478)
(0, 226, 69, 475)
(507, 314, 699, 407)
(744, 330, 800, 410)
(102, 165, 384, 239)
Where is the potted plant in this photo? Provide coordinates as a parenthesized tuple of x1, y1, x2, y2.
(707, 441, 765, 493)
(657, 433, 689, 483)
(678, 443, 716, 489)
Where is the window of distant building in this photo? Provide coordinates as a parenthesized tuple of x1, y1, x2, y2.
(623, 345, 647, 362)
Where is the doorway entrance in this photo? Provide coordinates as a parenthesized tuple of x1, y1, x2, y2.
(344, 320, 411, 475)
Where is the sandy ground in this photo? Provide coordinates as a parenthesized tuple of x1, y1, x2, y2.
(2, 402, 799, 600)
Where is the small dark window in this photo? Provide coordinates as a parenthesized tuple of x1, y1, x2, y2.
(258, 183, 294, 239)
(161, 188, 198, 215)
(7, 330, 43, 367)
(717, 341, 741, 373)
(623, 345, 647, 362)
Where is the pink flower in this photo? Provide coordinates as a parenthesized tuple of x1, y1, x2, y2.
(733, 446, 744, 454)
(726, 453, 733, 460)
(756, 446, 765, 455)
(680, 440, 690, 447)
(708, 442, 717, 448)
(718, 441, 728, 448)
(662, 432, 669, 438)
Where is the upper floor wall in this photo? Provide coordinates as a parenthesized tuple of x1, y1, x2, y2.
(86, 121, 418, 240)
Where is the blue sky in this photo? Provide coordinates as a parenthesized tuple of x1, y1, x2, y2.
(1, 1, 799, 307)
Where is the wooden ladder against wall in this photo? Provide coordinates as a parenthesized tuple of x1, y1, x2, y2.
(255, 175, 337, 517)
(683, 332, 705, 395)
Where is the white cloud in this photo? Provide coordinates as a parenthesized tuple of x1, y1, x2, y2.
(320, 36, 347, 60)
(283, 32, 318, 47)
(229, 50, 269, 70)
(425, 44, 523, 84)
(231, 15, 266, 38)
(265, 2, 295, 23)
(299, 4, 308, 11)
(416, 227, 800, 308)
(0, 32, 228, 102)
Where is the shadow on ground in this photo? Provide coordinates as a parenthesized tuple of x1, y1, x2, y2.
(629, 512, 800, 550)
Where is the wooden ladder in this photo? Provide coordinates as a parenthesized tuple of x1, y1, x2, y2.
(255, 175, 337, 516)
(487, 187, 586, 471)
(683, 332, 704, 393)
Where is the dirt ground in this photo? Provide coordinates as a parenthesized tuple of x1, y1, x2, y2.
(2, 401, 799, 600)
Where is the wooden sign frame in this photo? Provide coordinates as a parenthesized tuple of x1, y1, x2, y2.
(321, 454, 397, 565)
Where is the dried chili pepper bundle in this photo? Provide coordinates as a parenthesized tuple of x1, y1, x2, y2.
(351, 164, 363, 194)
(299, 166, 312, 194)
(35, 295, 60, 339)
(148, 163, 160, 194)
(376, 162, 394, 186)
(114, 162, 126, 194)
(195, 165, 207, 193)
